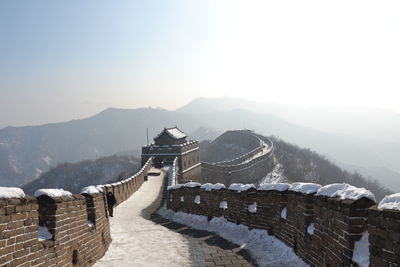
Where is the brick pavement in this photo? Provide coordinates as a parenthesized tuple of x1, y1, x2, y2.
(150, 214, 256, 267)
(96, 168, 256, 267)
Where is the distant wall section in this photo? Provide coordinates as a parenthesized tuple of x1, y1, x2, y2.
(200, 131, 275, 185)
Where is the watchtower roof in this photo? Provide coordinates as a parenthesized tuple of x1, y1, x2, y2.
(154, 127, 187, 141)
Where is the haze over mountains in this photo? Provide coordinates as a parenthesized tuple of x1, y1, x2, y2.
(0, 96, 399, 191)
(179, 97, 400, 191)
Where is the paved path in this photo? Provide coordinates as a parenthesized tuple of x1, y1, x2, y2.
(95, 168, 255, 267)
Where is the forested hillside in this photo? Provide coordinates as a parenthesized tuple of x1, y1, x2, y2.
(270, 136, 392, 200)
(199, 132, 392, 201)
(22, 155, 140, 195)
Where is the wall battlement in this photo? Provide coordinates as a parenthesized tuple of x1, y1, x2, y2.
(200, 131, 275, 185)
(167, 185, 399, 266)
(0, 159, 152, 267)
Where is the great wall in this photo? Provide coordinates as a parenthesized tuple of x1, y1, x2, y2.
(167, 182, 400, 267)
(200, 131, 275, 186)
(1, 129, 400, 266)
(0, 159, 152, 266)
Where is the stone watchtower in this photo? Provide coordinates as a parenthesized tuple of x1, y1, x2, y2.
(141, 127, 201, 183)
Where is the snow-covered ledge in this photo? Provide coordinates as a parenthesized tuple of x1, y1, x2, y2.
(0, 187, 25, 198)
(34, 189, 73, 198)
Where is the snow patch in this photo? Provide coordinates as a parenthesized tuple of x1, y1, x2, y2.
(8, 155, 22, 174)
(42, 155, 52, 165)
(378, 193, 400, 211)
(194, 195, 201, 204)
(200, 183, 226, 191)
(180, 196, 184, 202)
(35, 168, 43, 177)
(157, 208, 307, 267)
(34, 189, 73, 198)
(167, 184, 183, 190)
(289, 183, 321, 194)
(259, 183, 290, 192)
(229, 183, 255, 192)
(38, 226, 52, 241)
(165, 128, 187, 139)
(81, 186, 103, 194)
(219, 201, 228, 209)
(184, 182, 201, 188)
(260, 163, 287, 184)
(248, 202, 257, 213)
(167, 158, 178, 187)
(87, 220, 95, 228)
(316, 183, 375, 202)
(352, 231, 370, 267)
(307, 223, 315, 235)
(0, 187, 25, 198)
(281, 208, 287, 219)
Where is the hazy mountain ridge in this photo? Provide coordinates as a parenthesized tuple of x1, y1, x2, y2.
(22, 154, 140, 196)
(1, 97, 399, 192)
(0, 107, 200, 187)
(179, 97, 400, 191)
(178, 96, 400, 144)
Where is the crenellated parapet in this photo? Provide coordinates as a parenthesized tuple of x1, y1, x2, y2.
(0, 158, 153, 266)
(166, 181, 400, 266)
(200, 131, 275, 185)
(367, 204, 400, 266)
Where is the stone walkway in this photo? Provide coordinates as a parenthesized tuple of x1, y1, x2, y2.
(95, 168, 255, 267)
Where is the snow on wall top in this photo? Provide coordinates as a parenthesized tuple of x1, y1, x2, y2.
(259, 183, 290, 192)
(81, 185, 103, 194)
(184, 182, 201, 188)
(378, 193, 400, 211)
(167, 158, 178, 187)
(167, 180, 381, 206)
(289, 183, 321, 194)
(201, 183, 226, 191)
(316, 183, 376, 202)
(229, 183, 255, 192)
(86, 157, 152, 192)
(167, 182, 201, 190)
(0, 187, 25, 198)
(34, 189, 73, 198)
(167, 184, 184, 190)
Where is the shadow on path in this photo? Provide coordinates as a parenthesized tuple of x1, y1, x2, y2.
(140, 168, 257, 267)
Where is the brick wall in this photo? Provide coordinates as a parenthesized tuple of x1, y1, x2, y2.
(200, 152, 275, 185)
(0, 158, 152, 266)
(200, 135, 275, 185)
(368, 205, 400, 266)
(167, 186, 398, 266)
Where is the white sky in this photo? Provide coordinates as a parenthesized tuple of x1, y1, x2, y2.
(0, 0, 399, 127)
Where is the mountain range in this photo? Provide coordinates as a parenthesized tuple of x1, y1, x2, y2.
(0, 96, 399, 192)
